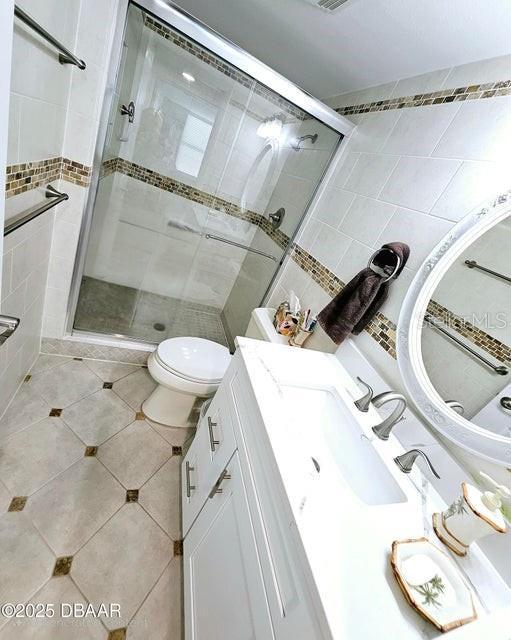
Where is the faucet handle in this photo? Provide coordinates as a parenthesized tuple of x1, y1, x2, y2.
(354, 376, 374, 412)
(394, 449, 441, 479)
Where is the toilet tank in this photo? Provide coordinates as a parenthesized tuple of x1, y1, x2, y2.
(245, 308, 288, 344)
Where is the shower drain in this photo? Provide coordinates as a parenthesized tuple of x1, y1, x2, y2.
(153, 322, 166, 331)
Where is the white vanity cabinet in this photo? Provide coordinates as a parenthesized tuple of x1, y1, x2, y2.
(182, 352, 324, 640)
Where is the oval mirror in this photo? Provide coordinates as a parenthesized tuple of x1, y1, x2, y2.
(397, 190, 511, 466)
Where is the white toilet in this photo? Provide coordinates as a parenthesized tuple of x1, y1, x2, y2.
(142, 308, 287, 426)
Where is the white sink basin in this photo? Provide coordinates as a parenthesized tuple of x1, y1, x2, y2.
(281, 385, 407, 506)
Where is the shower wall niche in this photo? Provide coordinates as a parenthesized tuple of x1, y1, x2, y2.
(73, 3, 341, 348)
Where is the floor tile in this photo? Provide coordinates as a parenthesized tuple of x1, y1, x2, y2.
(30, 360, 103, 408)
(98, 422, 173, 489)
(0, 513, 55, 630)
(127, 560, 182, 640)
(0, 481, 11, 513)
(61, 390, 135, 445)
(139, 457, 181, 540)
(146, 421, 195, 447)
(0, 383, 51, 441)
(112, 369, 156, 411)
(0, 418, 84, 496)
(26, 458, 125, 556)
(84, 360, 141, 383)
(30, 354, 73, 375)
(0, 576, 106, 639)
(72, 504, 171, 630)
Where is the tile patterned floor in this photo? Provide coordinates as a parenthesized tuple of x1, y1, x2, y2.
(0, 355, 193, 639)
(74, 276, 230, 348)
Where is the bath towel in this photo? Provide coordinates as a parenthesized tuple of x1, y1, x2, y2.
(317, 242, 409, 345)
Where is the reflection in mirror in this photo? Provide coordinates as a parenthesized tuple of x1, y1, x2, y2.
(421, 213, 511, 436)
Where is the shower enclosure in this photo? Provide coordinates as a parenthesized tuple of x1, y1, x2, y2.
(68, 0, 348, 349)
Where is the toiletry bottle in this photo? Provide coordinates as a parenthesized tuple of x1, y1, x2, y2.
(432, 472, 509, 556)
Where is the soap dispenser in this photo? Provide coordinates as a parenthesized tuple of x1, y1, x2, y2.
(432, 472, 509, 556)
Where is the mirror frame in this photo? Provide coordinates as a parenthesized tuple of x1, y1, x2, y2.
(397, 190, 511, 466)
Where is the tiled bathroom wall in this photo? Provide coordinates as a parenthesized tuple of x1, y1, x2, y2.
(268, 53, 511, 384)
(1, 0, 119, 415)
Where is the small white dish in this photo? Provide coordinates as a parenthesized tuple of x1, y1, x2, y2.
(391, 537, 477, 633)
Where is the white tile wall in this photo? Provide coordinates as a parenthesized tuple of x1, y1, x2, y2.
(269, 52, 511, 343)
(2, 0, 119, 420)
(0, 212, 54, 415)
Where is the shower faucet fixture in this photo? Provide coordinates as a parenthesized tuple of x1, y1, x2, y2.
(120, 101, 135, 123)
(291, 133, 318, 150)
(268, 207, 285, 230)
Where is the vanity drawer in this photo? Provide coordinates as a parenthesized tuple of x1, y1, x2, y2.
(182, 385, 237, 536)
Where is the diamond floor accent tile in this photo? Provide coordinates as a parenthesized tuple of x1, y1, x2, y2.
(72, 504, 171, 630)
(108, 629, 126, 640)
(8, 496, 27, 512)
(26, 458, 125, 556)
(173, 540, 183, 557)
(0, 576, 106, 639)
(85, 446, 98, 457)
(112, 369, 156, 411)
(0, 418, 84, 496)
(127, 560, 182, 640)
(0, 514, 55, 630)
(97, 421, 173, 489)
(49, 408, 63, 417)
(53, 556, 73, 576)
(139, 457, 181, 540)
(30, 359, 103, 408)
(0, 384, 51, 441)
(103, 382, 113, 389)
(126, 490, 139, 503)
(61, 389, 135, 446)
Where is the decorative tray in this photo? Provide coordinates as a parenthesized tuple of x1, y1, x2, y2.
(391, 537, 477, 633)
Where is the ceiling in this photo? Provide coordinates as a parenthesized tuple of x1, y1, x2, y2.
(172, 0, 511, 98)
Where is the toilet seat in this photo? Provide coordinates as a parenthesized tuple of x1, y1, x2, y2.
(154, 337, 231, 384)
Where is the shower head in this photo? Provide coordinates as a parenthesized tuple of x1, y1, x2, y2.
(291, 133, 318, 150)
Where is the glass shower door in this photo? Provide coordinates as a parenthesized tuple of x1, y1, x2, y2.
(73, 3, 341, 348)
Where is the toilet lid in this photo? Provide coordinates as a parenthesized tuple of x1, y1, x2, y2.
(156, 337, 231, 383)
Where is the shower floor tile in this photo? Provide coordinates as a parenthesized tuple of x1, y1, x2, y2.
(0, 355, 193, 639)
(75, 276, 231, 348)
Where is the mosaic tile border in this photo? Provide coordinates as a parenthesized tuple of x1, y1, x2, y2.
(427, 299, 511, 365)
(102, 156, 290, 250)
(335, 79, 511, 116)
(5, 156, 92, 198)
(144, 15, 307, 122)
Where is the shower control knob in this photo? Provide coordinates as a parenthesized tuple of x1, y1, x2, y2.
(500, 397, 511, 410)
(268, 207, 285, 230)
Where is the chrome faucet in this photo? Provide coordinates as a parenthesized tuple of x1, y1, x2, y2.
(354, 377, 374, 412)
(394, 449, 440, 479)
(371, 391, 407, 440)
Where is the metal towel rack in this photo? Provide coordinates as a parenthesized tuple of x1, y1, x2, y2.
(14, 5, 86, 69)
(424, 314, 509, 376)
(465, 260, 511, 284)
(4, 185, 69, 236)
(205, 233, 278, 262)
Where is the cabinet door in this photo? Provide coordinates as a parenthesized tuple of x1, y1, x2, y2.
(181, 418, 211, 536)
(184, 452, 275, 640)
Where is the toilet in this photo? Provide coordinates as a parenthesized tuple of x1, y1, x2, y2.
(142, 308, 287, 426)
